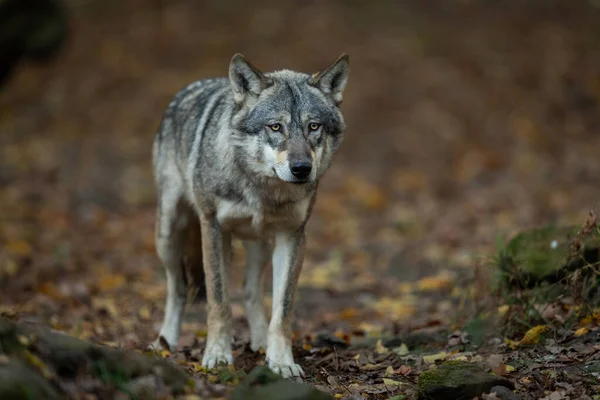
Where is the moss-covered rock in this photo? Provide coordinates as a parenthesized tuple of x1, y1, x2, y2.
(499, 225, 600, 286)
(0, 359, 62, 399)
(417, 361, 513, 400)
(0, 317, 191, 397)
(230, 366, 333, 400)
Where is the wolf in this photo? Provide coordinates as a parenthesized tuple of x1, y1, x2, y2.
(150, 53, 350, 378)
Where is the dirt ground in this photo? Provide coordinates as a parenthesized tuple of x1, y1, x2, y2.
(1, 1, 600, 399)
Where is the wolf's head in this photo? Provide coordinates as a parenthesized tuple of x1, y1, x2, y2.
(229, 54, 350, 185)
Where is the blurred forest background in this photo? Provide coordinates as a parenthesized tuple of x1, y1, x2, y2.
(1, 0, 600, 398)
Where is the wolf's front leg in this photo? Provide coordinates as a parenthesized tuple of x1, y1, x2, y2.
(200, 215, 234, 368)
(266, 229, 306, 379)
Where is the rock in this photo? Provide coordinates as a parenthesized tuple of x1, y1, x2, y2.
(0, 359, 61, 399)
(417, 361, 514, 400)
(489, 385, 521, 400)
(0, 317, 190, 396)
(499, 225, 600, 287)
(231, 366, 333, 400)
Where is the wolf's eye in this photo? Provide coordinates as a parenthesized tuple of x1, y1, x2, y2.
(309, 123, 320, 131)
(269, 124, 281, 132)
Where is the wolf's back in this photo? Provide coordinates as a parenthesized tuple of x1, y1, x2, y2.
(153, 78, 231, 173)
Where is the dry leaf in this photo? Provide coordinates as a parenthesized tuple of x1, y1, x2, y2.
(574, 327, 589, 337)
(97, 273, 126, 291)
(505, 325, 548, 349)
(392, 343, 409, 356)
(423, 351, 448, 364)
(382, 378, 404, 386)
(5, 240, 32, 256)
(375, 339, 389, 354)
(396, 365, 412, 375)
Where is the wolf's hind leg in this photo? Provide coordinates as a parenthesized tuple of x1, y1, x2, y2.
(243, 239, 271, 351)
(152, 190, 191, 352)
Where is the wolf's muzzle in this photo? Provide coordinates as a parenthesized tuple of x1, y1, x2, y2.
(290, 160, 312, 180)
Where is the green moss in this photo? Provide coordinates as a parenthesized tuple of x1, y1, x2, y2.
(418, 361, 481, 388)
(500, 225, 600, 284)
(417, 361, 513, 400)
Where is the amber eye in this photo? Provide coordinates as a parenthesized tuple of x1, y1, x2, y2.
(309, 123, 320, 131)
(269, 123, 281, 132)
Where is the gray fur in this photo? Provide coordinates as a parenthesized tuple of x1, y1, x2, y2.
(150, 53, 350, 379)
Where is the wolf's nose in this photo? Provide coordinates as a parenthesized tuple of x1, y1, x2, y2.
(290, 161, 312, 179)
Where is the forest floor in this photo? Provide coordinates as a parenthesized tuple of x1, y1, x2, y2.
(1, 1, 600, 399)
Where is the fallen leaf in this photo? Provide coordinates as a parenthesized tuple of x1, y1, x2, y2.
(38, 282, 64, 300)
(5, 240, 32, 256)
(498, 304, 510, 316)
(506, 325, 548, 349)
(138, 306, 151, 320)
(392, 343, 409, 356)
(375, 339, 389, 354)
(488, 354, 506, 375)
(160, 349, 171, 358)
(23, 350, 54, 379)
(384, 365, 395, 377)
(97, 273, 126, 291)
(416, 271, 454, 292)
(423, 351, 448, 364)
(382, 378, 404, 386)
(396, 365, 412, 375)
(574, 327, 589, 337)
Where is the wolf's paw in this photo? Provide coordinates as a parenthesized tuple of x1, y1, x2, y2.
(249, 324, 268, 352)
(148, 335, 176, 352)
(202, 343, 233, 369)
(266, 359, 305, 379)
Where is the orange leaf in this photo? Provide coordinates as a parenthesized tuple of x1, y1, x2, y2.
(97, 274, 126, 291)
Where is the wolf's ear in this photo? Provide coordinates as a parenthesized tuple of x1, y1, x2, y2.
(229, 54, 271, 103)
(309, 54, 350, 105)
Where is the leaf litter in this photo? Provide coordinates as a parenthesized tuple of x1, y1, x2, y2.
(1, 1, 600, 399)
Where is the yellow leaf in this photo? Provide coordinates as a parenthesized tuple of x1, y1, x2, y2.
(195, 330, 208, 338)
(384, 365, 395, 377)
(519, 325, 549, 346)
(3, 259, 19, 276)
(334, 395, 343, 399)
(138, 306, 151, 320)
(23, 351, 53, 379)
(505, 365, 516, 373)
(189, 362, 207, 373)
(417, 271, 454, 292)
(498, 304, 510, 316)
(6, 240, 32, 256)
(38, 282, 64, 300)
(574, 327, 589, 337)
(97, 273, 126, 291)
(579, 312, 600, 328)
(91, 298, 119, 317)
(17, 335, 31, 346)
(423, 351, 448, 364)
(382, 378, 404, 386)
(375, 339, 389, 354)
(506, 325, 549, 349)
(392, 343, 409, 356)
(160, 349, 171, 358)
(340, 307, 361, 321)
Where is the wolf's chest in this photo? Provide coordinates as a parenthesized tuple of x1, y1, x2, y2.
(215, 197, 311, 239)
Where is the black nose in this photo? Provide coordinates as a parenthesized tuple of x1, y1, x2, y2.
(290, 160, 312, 179)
